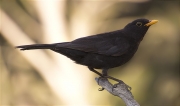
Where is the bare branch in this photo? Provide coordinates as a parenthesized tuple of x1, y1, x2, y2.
(95, 77, 140, 106)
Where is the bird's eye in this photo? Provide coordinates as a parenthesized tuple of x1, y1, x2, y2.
(136, 22, 142, 27)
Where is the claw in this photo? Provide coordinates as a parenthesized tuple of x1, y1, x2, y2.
(126, 84, 132, 91)
(112, 81, 132, 92)
(113, 83, 118, 88)
(98, 87, 105, 91)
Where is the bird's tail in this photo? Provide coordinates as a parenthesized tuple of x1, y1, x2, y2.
(16, 44, 56, 50)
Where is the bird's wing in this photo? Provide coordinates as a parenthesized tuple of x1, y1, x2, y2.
(56, 31, 130, 56)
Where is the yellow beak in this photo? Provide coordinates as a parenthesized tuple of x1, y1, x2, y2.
(145, 20, 158, 26)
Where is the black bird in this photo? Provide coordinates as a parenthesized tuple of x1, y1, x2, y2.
(16, 18, 158, 81)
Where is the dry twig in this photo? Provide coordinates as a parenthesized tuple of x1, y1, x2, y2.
(95, 77, 140, 106)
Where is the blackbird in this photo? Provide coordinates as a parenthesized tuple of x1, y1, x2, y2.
(16, 18, 158, 82)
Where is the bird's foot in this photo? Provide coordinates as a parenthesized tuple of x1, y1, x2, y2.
(102, 75, 132, 91)
(96, 77, 131, 92)
(112, 81, 132, 91)
(97, 75, 125, 91)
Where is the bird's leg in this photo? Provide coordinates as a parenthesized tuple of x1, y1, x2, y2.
(102, 68, 123, 82)
(88, 67, 122, 82)
(88, 67, 103, 77)
(102, 68, 108, 76)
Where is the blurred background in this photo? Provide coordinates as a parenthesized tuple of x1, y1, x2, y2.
(0, 0, 179, 106)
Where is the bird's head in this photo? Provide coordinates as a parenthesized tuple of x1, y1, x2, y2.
(123, 18, 158, 41)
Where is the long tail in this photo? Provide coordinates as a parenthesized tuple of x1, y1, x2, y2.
(16, 44, 56, 50)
